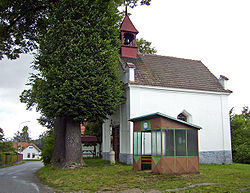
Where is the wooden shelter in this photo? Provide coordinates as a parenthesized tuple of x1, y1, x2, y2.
(81, 136, 98, 157)
(129, 112, 201, 174)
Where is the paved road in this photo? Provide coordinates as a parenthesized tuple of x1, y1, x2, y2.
(0, 161, 54, 193)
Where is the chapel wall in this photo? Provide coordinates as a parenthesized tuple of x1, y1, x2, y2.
(129, 85, 232, 164)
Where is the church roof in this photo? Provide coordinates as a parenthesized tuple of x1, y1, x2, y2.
(120, 14, 139, 33)
(120, 54, 232, 93)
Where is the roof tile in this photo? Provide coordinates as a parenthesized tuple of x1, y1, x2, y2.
(120, 54, 231, 93)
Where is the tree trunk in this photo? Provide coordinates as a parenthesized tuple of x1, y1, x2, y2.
(64, 117, 83, 167)
(51, 117, 66, 165)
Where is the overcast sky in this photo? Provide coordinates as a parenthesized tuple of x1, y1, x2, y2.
(0, 0, 249, 139)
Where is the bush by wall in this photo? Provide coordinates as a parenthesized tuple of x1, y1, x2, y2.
(41, 130, 54, 165)
(230, 106, 250, 164)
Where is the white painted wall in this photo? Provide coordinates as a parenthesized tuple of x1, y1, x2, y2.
(102, 119, 111, 153)
(129, 85, 232, 153)
(102, 85, 131, 154)
(22, 145, 41, 160)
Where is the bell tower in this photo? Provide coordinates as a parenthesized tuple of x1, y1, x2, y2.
(120, 8, 139, 58)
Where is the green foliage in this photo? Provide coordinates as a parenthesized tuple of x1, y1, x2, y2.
(21, 0, 124, 122)
(41, 129, 54, 165)
(84, 121, 103, 144)
(32, 116, 55, 150)
(230, 106, 250, 164)
(0, 141, 15, 153)
(137, 38, 157, 54)
(0, 128, 4, 141)
(0, 0, 48, 59)
(13, 126, 31, 142)
(115, 0, 151, 8)
(0, 128, 15, 153)
(32, 138, 43, 150)
(0, 0, 151, 60)
(38, 116, 54, 130)
(37, 116, 55, 163)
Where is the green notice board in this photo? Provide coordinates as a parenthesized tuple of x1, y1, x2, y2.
(141, 120, 151, 131)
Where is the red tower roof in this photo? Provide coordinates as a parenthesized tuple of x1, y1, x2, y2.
(120, 13, 139, 33)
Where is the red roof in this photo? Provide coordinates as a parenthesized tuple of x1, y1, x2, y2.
(81, 136, 98, 143)
(13, 142, 30, 150)
(29, 143, 42, 152)
(13, 142, 42, 152)
(120, 13, 139, 33)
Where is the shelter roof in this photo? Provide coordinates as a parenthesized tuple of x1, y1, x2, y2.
(129, 112, 202, 130)
(120, 54, 232, 93)
(81, 136, 98, 144)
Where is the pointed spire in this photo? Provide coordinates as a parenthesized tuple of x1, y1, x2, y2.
(120, 9, 139, 58)
(120, 8, 139, 33)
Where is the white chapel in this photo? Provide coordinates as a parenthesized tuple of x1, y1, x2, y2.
(102, 12, 232, 165)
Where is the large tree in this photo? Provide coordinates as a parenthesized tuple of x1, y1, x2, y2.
(2, 0, 152, 167)
(21, 0, 125, 167)
(0, 0, 151, 60)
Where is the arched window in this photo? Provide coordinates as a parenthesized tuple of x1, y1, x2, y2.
(177, 113, 187, 122)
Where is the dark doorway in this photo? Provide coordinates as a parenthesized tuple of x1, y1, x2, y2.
(112, 125, 120, 161)
(141, 131, 152, 170)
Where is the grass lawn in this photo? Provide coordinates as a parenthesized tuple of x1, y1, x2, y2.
(37, 158, 250, 193)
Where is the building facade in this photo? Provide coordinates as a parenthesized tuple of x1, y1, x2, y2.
(102, 12, 232, 165)
(22, 144, 41, 160)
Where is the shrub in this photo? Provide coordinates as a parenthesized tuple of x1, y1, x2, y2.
(230, 106, 250, 164)
(0, 141, 15, 153)
(41, 130, 54, 165)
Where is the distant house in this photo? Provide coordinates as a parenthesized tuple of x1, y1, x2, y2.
(13, 142, 42, 160)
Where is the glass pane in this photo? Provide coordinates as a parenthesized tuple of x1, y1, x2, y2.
(142, 132, 151, 155)
(187, 130, 198, 156)
(164, 129, 174, 156)
(142, 132, 144, 155)
(156, 130, 161, 156)
(152, 130, 157, 156)
(138, 132, 141, 155)
(134, 132, 138, 155)
(162, 130, 166, 156)
(175, 130, 186, 156)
